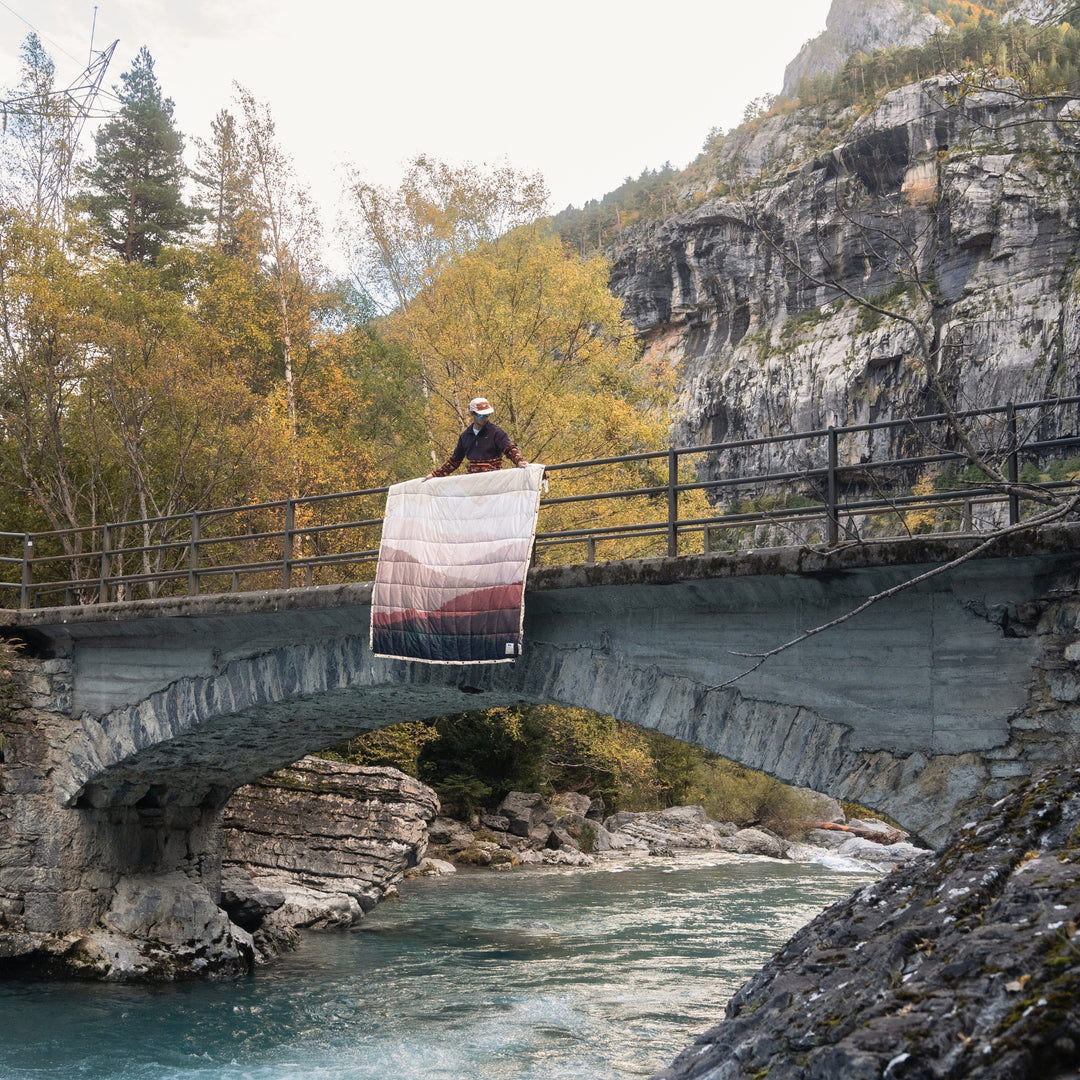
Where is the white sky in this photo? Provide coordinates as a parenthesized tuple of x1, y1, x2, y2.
(1, 0, 833, 239)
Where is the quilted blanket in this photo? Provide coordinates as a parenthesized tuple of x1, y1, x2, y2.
(370, 463, 546, 663)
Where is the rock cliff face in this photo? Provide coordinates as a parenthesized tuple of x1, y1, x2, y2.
(651, 765, 1080, 1080)
(782, 0, 943, 99)
(610, 76, 1080, 491)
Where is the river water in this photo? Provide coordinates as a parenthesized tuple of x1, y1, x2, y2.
(0, 853, 875, 1080)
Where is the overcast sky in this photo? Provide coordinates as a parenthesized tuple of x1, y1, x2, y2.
(1, 0, 833, 232)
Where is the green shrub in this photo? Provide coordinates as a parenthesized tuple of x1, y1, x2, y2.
(1047, 456, 1080, 482)
(579, 823, 597, 854)
(688, 759, 823, 838)
(433, 775, 493, 819)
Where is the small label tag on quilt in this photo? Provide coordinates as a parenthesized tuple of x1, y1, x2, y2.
(505, 642, 516, 656)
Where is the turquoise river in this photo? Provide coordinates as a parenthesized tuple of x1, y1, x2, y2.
(0, 853, 876, 1080)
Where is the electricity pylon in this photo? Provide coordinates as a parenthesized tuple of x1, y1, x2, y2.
(2, 35, 117, 224)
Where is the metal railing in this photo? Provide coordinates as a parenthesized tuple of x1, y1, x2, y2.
(2, 396, 1079, 610)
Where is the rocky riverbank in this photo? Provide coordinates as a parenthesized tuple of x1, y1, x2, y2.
(413, 788, 930, 878)
(650, 765, 1080, 1080)
(221, 756, 440, 964)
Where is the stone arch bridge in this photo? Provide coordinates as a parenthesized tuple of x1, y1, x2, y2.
(2, 526, 1079, 961)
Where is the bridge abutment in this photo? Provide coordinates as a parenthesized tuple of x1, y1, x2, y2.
(0, 655, 251, 978)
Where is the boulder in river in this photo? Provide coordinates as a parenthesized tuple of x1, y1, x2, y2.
(222, 757, 440, 942)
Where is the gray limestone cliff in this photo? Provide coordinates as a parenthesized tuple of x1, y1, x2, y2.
(782, 1, 1073, 100)
(651, 765, 1080, 1080)
(782, 0, 944, 99)
(610, 75, 1080, 497)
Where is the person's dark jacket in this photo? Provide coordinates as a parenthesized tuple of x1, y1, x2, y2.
(430, 422, 526, 476)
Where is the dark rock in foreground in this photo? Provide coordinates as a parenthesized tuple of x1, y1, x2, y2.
(652, 766, 1080, 1080)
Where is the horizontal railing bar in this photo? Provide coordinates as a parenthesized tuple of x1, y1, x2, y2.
(536, 493, 1013, 549)
(541, 449, 668, 471)
(541, 484, 669, 507)
(672, 396, 1080, 461)
(291, 485, 391, 506)
(4, 394, 1079, 610)
(1022, 436, 1080, 453)
(18, 551, 104, 568)
(46, 489, 385, 538)
(289, 549, 380, 566)
(277, 518, 384, 539)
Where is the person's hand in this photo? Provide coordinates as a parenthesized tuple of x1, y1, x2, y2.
(517, 461, 528, 468)
(422, 473, 433, 482)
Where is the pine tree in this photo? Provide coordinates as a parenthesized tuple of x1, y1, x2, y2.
(82, 46, 195, 263)
(192, 108, 261, 259)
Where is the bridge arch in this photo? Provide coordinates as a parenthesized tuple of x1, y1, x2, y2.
(10, 526, 1077, 849)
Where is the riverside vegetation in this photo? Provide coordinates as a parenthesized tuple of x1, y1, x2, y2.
(318, 709, 928, 876)
(320, 706, 837, 834)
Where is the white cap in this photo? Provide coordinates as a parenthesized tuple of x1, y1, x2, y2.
(468, 397, 494, 416)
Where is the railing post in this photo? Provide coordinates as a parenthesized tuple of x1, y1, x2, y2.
(283, 499, 294, 589)
(586, 536, 596, 564)
(1006, 401, 1020, 526)
(826, 426, 839, 546)
(667, 445, 678, 557)
(20, 535, 33, 609)
(99, 523, 111, 604)
(188, 511, 200, 596)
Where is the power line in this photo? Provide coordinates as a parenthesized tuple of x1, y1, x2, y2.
(1, 19, 118, 225)
(0, 0, 83, 67)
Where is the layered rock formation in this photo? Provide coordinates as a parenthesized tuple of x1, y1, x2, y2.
(651, 765, 1080, 1080)
(610, 74, 1080, 496)
(222, 756, 438, 953)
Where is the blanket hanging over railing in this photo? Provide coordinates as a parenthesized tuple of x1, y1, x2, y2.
(370, 463, 546, 664)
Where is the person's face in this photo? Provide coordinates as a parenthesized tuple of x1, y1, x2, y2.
(471, 412, 490, 427)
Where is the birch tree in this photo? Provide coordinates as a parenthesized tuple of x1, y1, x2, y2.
(235, 85, 323, 496)
(0, 33, 75, 228)
(342, 154, 548, 312)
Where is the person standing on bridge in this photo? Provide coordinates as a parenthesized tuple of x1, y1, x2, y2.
(425, 396, 528, 479)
